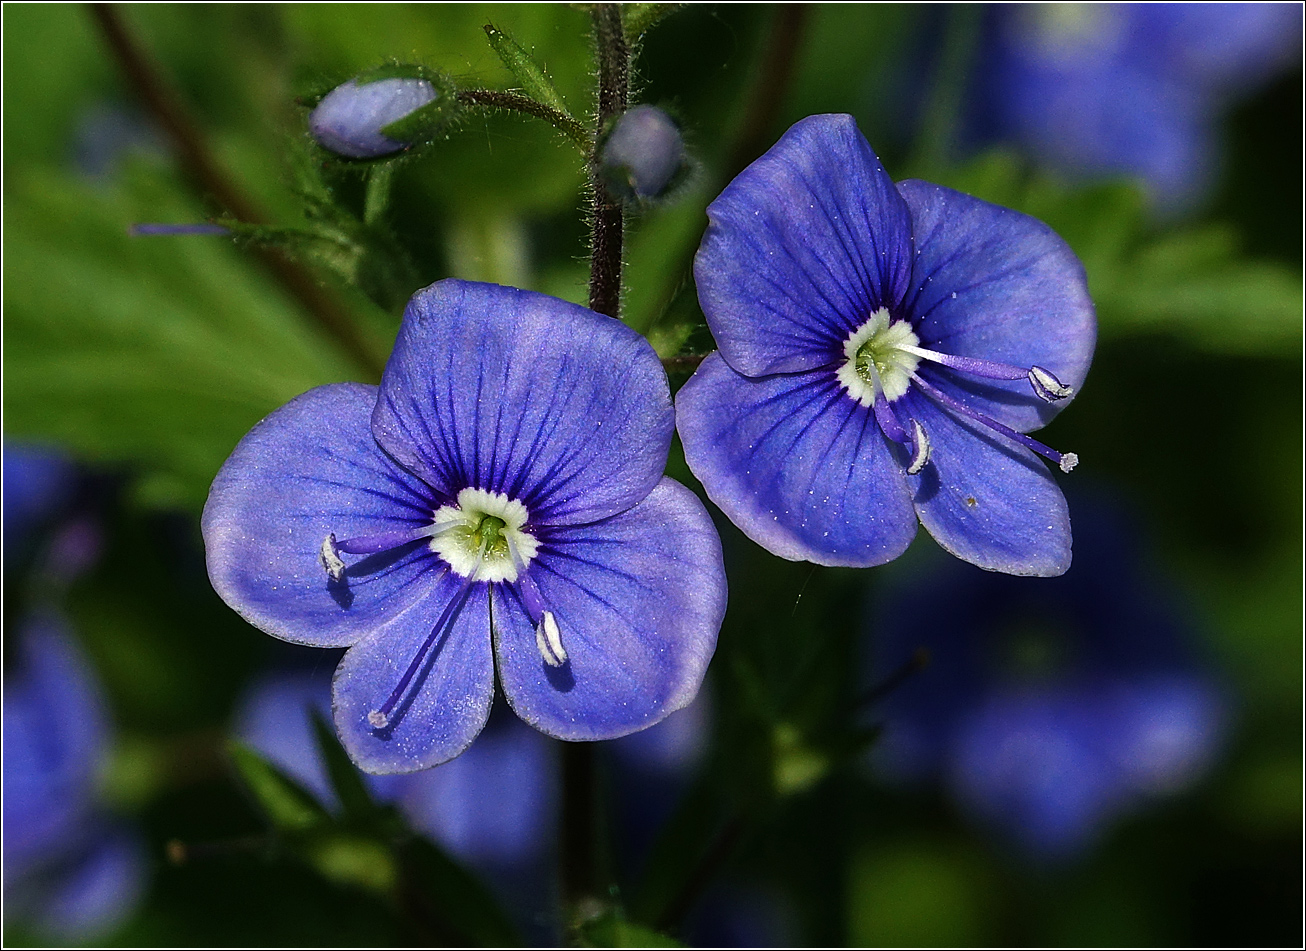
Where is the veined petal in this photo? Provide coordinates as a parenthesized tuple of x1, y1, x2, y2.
(898, 179, 1096, 432)
(203, 383, 442, 648)
(694, 114, 915, 377)
(493, 479, 724, 741)
(676, 354, 917, 567)
(372, 280, 673, 526)
(333, 572, 495, 773)
(903, 390, 1072, 577)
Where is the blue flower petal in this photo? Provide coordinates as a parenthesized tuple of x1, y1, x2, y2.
(903, 390, 1072, 577)
(37, 826, 145, 940)
(899, 179, 1096, 433)
(492, 478, 724, 740)
(393, 717, 557, 867)
(203, 383, 442, 649)
(694, 114, 915, 377)
(677, 354, 917, 567)
(372, 280, 673, 526)
(3, 617, 107, 875)
(333, 571, 495, 773)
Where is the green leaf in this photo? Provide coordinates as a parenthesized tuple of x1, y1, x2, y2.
(397, 835, 523, 947)
(228, 741, 330, 832)
(482, 22, 578, 125)
(3, 165, 368, 510)
(1095, 225, 1303, 355)
(309, 710, 381, 826)
(580, 910, 683, 947)
(621, 4, 685, 44)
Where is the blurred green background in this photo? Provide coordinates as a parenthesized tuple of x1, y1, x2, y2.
(3, 4, 1301, 946)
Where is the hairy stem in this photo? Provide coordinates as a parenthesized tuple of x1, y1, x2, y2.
(587, 3, 630, 319)
(88, 3, 385, 379)
(456, 88, 590, 150)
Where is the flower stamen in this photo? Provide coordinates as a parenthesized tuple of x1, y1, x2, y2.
(898, 344, 1075, 403)
(912, 373, 1079, 473)
(367, 539, 484, 732)
(514, 570, 569, 668)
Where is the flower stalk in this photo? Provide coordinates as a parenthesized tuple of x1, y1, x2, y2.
(587, 4, 631, 319)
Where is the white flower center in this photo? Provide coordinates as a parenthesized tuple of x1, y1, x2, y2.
(836, 308, 921, 407)
(429, 487, 539, 583)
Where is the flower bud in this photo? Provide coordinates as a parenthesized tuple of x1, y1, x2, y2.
(309, 73, 454, 160)
(600, 105, 687, 201)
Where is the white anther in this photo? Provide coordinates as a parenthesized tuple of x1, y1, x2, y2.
(367, 709, 389, 729)
(906, 419, 931, 475)
(1029, 365, 1074, 402)
(1059, 452, 1079, 473)
(319, 533, 346, 582)
(535, 611, 567, 667)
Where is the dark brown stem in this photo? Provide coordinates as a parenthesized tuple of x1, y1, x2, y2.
(723, 4, 811, 182)
(587, 4, 630, 319)
(87, 3, 385, 380)
(854, 646, 932, 710)
(654, 815, 745, 933)
(560, 741, 600, 922)
(643, 4, 811, 341)
(457, 88, 589, 148)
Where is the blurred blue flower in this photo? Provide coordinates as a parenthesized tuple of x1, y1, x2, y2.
(205, 279, 726, 773)
(234, 667, 556, 871)
(3, 442, 76, 559)
(677, 114, 1095, 577)
(601, 105, 687, 201)
(235, 666, 557, 941)
(309, 77, 438, 159)
(970, 3, 1302, 209)
(608, 688, 712, 874)
(69, 102, 163, 180)
(3, 616, 145, 939)
(867, 493, 1226, 858)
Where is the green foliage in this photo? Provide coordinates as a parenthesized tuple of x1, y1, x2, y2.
(310, 711, 385, 827)
(579, 910, 683, 947)
(2, 165, 363, 509)
(229, 741, 330, 832)
(396, 835, 523, 946)
(933, 151, 1303, 357)
(482, 23, 582, 131)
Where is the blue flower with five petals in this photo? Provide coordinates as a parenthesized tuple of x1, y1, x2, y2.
(676, 114, 1095, 577)
(204, 280, 726, 773)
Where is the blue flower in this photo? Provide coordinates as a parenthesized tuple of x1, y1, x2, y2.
(971, 4, 1302, 208)
(3, 441, 76, 560)
(867, 493, 1226, 858)
(309, 76, 439, 159)
(3, 616, 145, 939)
(676, 114, 1095, 577)
(205, 279, 726, 774)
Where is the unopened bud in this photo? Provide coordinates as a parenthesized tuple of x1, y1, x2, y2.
(600, 105, 687, 201)
(309, 73, 454, 160)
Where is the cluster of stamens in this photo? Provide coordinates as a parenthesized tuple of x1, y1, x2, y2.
(837, 307, 1079, 475)
(318, 487, 567, 733)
